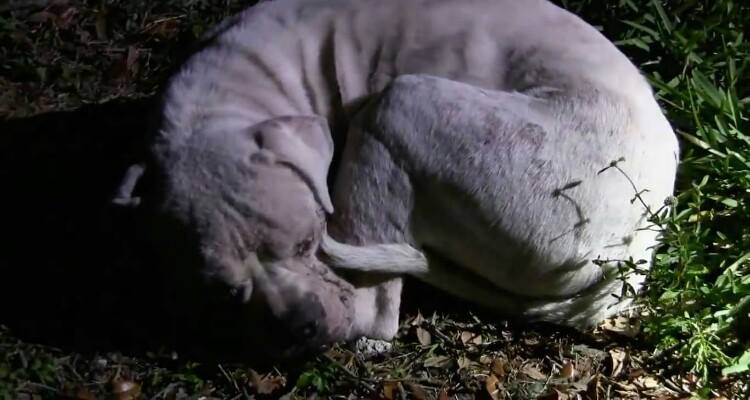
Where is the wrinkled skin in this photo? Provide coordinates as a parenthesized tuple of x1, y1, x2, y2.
(139, 116, 356, 357)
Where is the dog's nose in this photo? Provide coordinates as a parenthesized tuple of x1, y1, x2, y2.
(297, 320, 320, 341)
(281, 293, 327, 343)
(253, 293, 333, 359)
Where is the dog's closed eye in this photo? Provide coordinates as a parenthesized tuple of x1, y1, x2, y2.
(295, 237, 315, 257)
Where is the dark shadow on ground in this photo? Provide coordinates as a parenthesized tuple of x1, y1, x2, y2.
(0, 100, 279, 365)
(0, 99, 164, 351)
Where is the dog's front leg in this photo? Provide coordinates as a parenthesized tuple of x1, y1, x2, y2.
(325, 97, 423, 345)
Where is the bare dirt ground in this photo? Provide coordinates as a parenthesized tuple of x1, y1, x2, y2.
(0, 1, 740, 399)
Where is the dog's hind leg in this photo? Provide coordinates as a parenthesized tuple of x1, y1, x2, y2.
(325, 73, 676, 328)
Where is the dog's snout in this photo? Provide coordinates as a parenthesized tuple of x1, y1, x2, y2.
(298, 320, 319, 341)
(283, 293, 326, 340)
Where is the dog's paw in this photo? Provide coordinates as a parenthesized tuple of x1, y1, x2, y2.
(351, 337, 392, 356)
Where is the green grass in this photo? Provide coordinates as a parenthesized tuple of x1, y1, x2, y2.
(561, 0, 750, 390)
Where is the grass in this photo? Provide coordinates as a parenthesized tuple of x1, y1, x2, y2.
(1, 0, 749, 398)
(559, 0, 750, 389)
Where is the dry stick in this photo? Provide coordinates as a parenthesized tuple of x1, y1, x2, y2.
(321, 353, 377, 393)
(597, 157, 670, 223)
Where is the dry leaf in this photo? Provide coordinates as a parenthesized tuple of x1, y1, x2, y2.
(600, 316, 641, 338)
(460, 331, 483, 345)
(416, 326, 432, 346)
(424, 355, 453, 369)
(381, 381, 398, 400)
(56, 6, 77, 29)
(112, 380, 141, 400)
(485, 374, 501, 400)
(679, 372, 703, 393)
(539, 389, 571, 400)
(586, 373, 604, 400)
(411, 312, 426, 326)
(407, 383, 428, 400)
(249, 369, 285, 395)
(521, 363, 548, 380)
(560, 361, 576, 380)
(683, 372, 700, 388)
(491, 357, 508, 378)
(437, 388, 449, 400)
(571, 344, 607, 361)
(28, 11, 55, 23)
(633, 375, 659, 390)
(457, 356, 473, 370)
(74, 387, 96, 400)
(95, 8, 108, 40)
(126, 46, 139, 73)
(613, 380, 637, 391)
(608, 348, 627, 377)
(523, 336, 540, 346)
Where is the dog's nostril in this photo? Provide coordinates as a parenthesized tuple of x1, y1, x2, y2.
(299, 320, 319, 339)
(254, 131, 264, 147)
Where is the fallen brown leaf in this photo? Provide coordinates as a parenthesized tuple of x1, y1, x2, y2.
(112, 380, 141, 400)
(539, 389, 571, 400)
(632, 375, 660, 390)
(126, 46, 139, 75)
(608, 348, 627, 377)
(249, 369, 285, 395)
(600, 316, 641, 338)
(381, 381, 398, 400)
(491, 357, 508, 378)
(460, 331, 483, 346)
(485, 374, 501, 400)
(560, 361, 576, 380)
(54, 5, 77, 29)
(612, 380, 637, 392)
(523, 336, 541, 346)
(143, 17, 182, 39)
(75, 387, 96, 400)
(457, 355, 474, 370)
(95, 7, 108, 40)
(416, 326, 432, 346)
(424, 355, 453, 369)
(411, 312, 426, 326)
(586, 373, 604, 400)
(28, 11, 55, 23)
(437, 388, 449, 400)
(407, 383, 428, 400)
(682, 372, 700, 391)
(521, 363, 548, 380)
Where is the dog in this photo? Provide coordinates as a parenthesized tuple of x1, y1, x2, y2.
(114, 0, 679, 356)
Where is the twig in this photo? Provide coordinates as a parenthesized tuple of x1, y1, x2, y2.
(321, 353, 377, 393)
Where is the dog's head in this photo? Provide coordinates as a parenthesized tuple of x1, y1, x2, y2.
(134, 115, 355, 358)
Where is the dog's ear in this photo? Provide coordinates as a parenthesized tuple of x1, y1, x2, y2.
(250, 116, 334, 213)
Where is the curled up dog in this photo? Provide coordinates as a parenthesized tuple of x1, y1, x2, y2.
(114, 0, 679, 358)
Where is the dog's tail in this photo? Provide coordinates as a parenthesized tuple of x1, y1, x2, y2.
(319, 233, 429, 275)
(319, 233, 640, 329)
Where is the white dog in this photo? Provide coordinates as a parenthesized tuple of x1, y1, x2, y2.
(116, 0, 678, 356)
